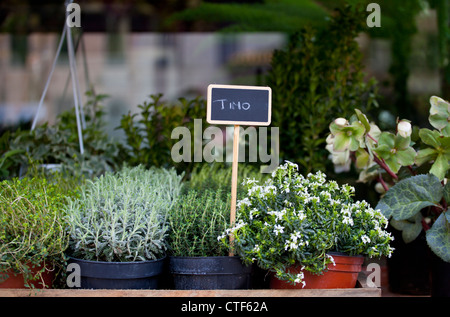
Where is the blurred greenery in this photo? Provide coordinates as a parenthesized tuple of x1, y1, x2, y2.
(1, 90, 121, 180)
(267, 6, 379, 175)
(166, 0, 329, 32)
(116, 94, 208, 177)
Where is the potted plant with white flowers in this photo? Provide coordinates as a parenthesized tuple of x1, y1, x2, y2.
(220, 161, 394, 289)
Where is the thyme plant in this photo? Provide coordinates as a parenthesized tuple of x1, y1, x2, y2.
(167, 189, 231, 257)
(65, 165, 183, 262)
(0, 175, 80, 288)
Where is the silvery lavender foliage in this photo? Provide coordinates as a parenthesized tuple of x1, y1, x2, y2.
(65, 165, 183, 262)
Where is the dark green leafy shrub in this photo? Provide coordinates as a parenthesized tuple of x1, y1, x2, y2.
(267, 6, 378, 174)
(3, 90, 120, 179)
(117, 94, 206, 175)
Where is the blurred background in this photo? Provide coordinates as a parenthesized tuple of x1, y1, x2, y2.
(0, 0, 447, 139)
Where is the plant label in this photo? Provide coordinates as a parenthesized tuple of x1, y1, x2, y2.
(207, 84, 272, 126)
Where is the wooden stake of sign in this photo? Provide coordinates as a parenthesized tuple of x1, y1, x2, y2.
(206, 84, 272, 257)
(229, 125, 240, 256)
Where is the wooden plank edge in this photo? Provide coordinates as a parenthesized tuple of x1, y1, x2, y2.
(0, 288, 380, 297)
(0, 287, 380, 297)
(0, 272, 381, 297)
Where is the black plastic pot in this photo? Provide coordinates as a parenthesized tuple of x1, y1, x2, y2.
(68, 256, 166, 289)
(169, 256, 252, 290)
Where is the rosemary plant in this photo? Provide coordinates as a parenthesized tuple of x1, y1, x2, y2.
(167, 189, 231, 257)
(65, 165, 183, 262)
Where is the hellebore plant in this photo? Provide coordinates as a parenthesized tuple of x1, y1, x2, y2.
(327, 96, 450, 263)
(219, 162, 394, 286)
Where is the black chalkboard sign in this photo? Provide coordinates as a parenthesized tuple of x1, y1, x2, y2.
(207, 84, 272, 126)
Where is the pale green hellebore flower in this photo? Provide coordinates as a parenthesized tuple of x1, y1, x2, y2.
(397, 120, 412, 138)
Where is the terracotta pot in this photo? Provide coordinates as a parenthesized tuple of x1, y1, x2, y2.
(0, 263, 55, 289)
(270, 253, 364, 289)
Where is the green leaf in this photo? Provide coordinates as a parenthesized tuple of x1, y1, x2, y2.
(442, 125, 450, 137)
(426, 210, 450, 262)
(355, 149, 370, 169)
(333, 132, 350, 152)
(429, 154, 449, 180)
(444, 182, 450, 204)
(394, 134, 411, 150)
(378, 132, 395, 149)
(429, 96, 450, 132)
(384, 156, 402, 174)
(419, 128, 441, 149)
(390, 213, 423, 244)
(396, 147, 416, 166)
(376, 174, 443, 220)
(415, 148, 437, 166)
(354, 108, 370, 133)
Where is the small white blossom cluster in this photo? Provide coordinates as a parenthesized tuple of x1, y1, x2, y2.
(219, 161, 394, 286)
(284, 231, 308, 251)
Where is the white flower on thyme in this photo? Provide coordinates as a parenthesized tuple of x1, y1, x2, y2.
(284, 160, 299, 170)
(249, 208, 259, 220)
(237, 197, 251, 208)
(342, 215, 354, 226)
(294, 272, 305, 287)
(242, 178, 259, 186)
(361, 235, 371, 244)
(327, 254, 336, 266)
(268, 209, 286, 222)
(294, 209, 306, 220)
(274, 224, 284, 236)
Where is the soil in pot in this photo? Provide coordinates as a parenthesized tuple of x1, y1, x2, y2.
(270, 253, 364, 289)
(67, 256, 166, 289)
(169, 256, 253, 290)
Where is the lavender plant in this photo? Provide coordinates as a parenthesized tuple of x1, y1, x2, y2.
(65, 165, 183, 262)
